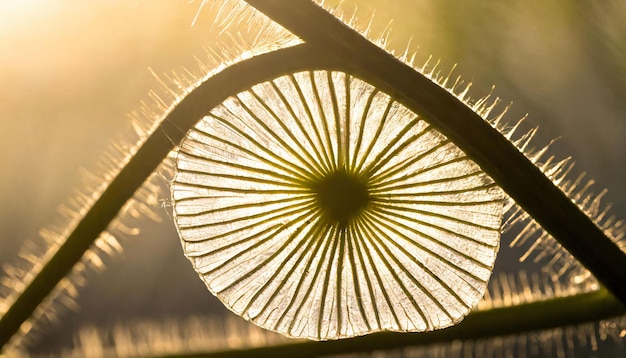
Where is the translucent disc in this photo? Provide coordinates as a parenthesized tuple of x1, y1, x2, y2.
(171, 70, 504, 340)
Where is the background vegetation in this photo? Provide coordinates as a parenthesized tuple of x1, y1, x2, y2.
(0, 0, 624, 355)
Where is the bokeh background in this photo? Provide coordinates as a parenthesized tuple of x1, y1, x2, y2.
(1, 0, 625, 355)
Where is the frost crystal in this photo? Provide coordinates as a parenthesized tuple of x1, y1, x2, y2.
(172, 70, 504, 340)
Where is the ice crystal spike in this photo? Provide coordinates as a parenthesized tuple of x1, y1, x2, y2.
(171, 70, 504, 340)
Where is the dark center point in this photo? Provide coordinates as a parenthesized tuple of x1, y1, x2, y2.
(309, 170, 370, 229)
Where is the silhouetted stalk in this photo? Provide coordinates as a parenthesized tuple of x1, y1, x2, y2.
(244, 0, 626, 305)
(158, 289, 623, 358)
(0, 45, 340, 351)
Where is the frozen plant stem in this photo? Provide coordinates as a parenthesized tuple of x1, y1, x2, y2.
(0, 46, 343, 351)
(244, 0, 626, 305)
(157, 289, 623, 358)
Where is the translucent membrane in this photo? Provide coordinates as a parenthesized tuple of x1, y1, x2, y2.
(172, 70, 504, 340)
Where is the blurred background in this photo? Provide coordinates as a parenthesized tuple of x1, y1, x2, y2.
(1, 0, 625, 355)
